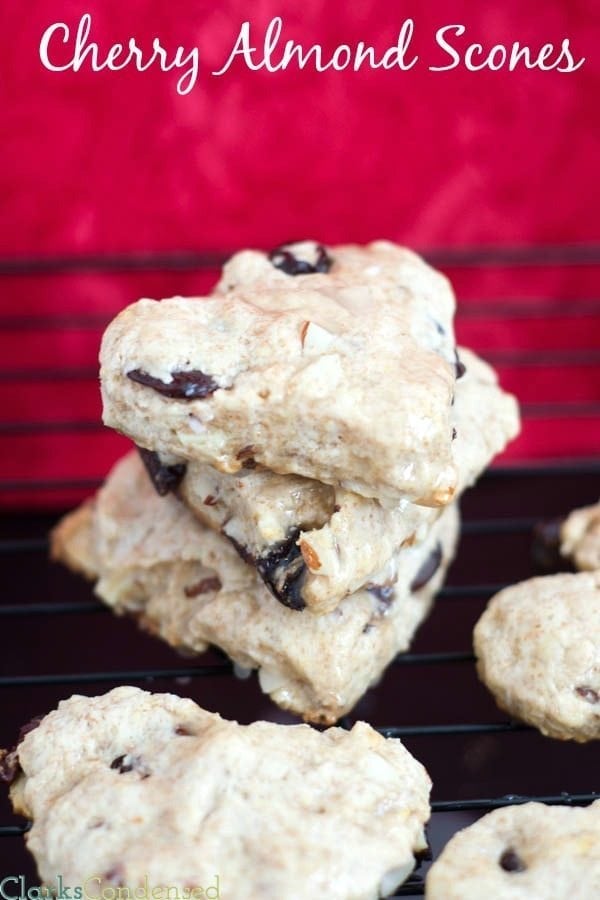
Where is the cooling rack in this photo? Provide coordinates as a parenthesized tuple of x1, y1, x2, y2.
(0, 245, 599, 895)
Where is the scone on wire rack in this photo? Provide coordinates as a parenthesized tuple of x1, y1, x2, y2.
(1, 686, 432, 900)
(162, 345, 517, 614)
(560, 498, 600, 572)
(474, 571, 600, 741)
(532, 498, 600, 574)
(100, 240, 462, 508)
(51, 452, 459, 725)
(425, 800, 600, 899)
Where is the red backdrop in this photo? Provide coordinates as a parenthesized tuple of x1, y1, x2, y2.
(1, 1, 599, 507)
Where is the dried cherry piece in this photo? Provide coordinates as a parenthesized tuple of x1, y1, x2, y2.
(110, 755, 134, 774)
(268, 243, 333, 275)
(410, 543, 442, 592)
(499, 848, 526, 873)
(127, 368, 219, 400)
(531, 517, 575, 573)
(0, 750, 18, 784)
(576, 685, 599, 704)
(256, 530, 307, 611)
(175, 725, 195, 736)
(137, 447, 186, 496)
(0, 715, 44, 784)
(368, 584, 395, 614)
(184, 576, 222, 598)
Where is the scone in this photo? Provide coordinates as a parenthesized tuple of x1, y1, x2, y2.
(561, 499, 600, 571)
(426, 801, 600, 899)
(100, 241, 461, 508)
(167, 346, 518, 612)
(2, 686, 432, 900)
(51, 452, 459, 724)
(474, 572, 600, 741)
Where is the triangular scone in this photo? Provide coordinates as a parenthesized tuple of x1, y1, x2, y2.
(169, 346, 518, 613)
(52, 453, 459, 724)
(5, 686, 431, 899)
(100, 241, 460, 507)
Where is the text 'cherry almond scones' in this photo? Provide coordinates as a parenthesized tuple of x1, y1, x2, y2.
(100, 241, 461, 508)
(2, 686, 432, 900)
(51, 452, 459, 724)
(425, 801, 600, 899)
(474, 571, 600, 741)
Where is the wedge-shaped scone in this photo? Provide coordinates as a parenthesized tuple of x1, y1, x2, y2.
(100, 241, 460, 508)
(560, 499, 600, 572)
(426, 801, 600, 899)
(166, 346, 518, 612)
(52, 453, 459, 724)
(474, 572, 600, 741)
(2, 686, 431, 899)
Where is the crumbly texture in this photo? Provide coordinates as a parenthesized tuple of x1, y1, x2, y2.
(100, 241, 460, 508)
(474, 572, 600, 741)
(51, 453, 459, 724)
(561, 499, 600, 571)
(8, 686, 431, 899)
(178, 346, 518, 613)
(425, 801, 600, 900)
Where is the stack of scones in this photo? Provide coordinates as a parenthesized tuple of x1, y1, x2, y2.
(53, 240, 520, 722)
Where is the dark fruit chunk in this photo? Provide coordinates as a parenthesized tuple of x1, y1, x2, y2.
(226, 535, 256, 567)
(184, 576, 222, 598)
(0, 715, 44, 784)
(103, 867, 125, 886)
(576, 685, 599, 704)
(454, 349, 466, 379)
(110, 755, 134, 773)
(268, 243, 333, 275)
(110, 754, 150, 778)
(410, 543, 442, 591)
(0, 749, 18, 784)
(137, 447, 186, 496)
(175, 725, 195, 736)
(256, 529, 307, 611)
(531, 517, 575, 573)
(226, 531, 307, 610)
(127, 368, 219, 400)
(368, 584, 395, 614)
(499, 848, 526, 873)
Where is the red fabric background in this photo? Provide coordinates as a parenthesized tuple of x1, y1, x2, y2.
(1, 1, 599, 507)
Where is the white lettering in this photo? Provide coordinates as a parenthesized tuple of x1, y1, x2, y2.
(39, 13, 200, 94)
(431, 25, 585, 73)
(39, 21, 72, 71)
(430, 25, 463, 71)
(212, 20, 260, 75)
(555, 37, 585, 72)
(383, 19, 418, 71)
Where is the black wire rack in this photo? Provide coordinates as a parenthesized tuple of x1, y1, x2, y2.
(1, 245, 599, 895)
